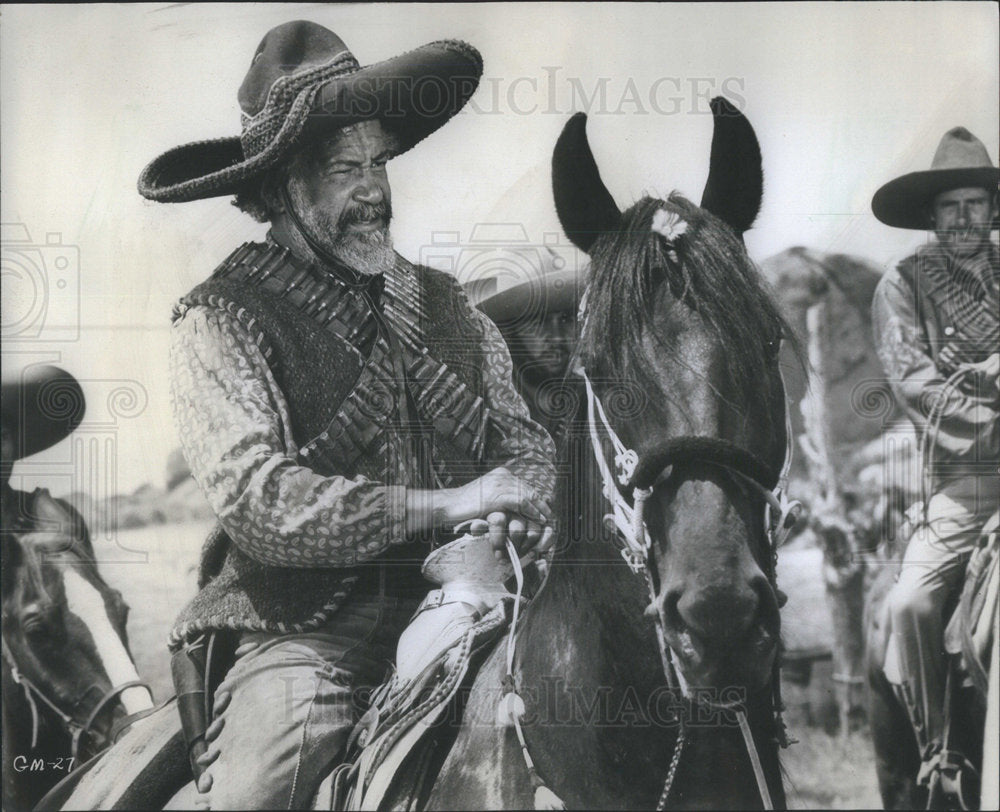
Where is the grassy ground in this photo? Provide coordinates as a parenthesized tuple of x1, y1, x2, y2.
(92, 521, 884, 809)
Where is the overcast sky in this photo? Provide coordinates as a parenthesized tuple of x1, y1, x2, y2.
(2, 2, 997, 496)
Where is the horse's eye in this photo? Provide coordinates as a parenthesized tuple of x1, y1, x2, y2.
(765, 330, 784, 358)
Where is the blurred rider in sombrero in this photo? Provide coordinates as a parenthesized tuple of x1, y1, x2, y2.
(139, 20, 555, 809)
(871, 125, 999, 787)
(1, 365, 89, 550)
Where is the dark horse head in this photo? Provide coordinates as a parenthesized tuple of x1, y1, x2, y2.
(554, 98, 798, 694)
(2, 503, 153, 810)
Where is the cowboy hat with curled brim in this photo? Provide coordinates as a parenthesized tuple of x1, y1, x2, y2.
(872, 126, 999, 230)
(138, 20, 483, 203)
(1, 365, 86, 462)
(471, 266, 588, 331)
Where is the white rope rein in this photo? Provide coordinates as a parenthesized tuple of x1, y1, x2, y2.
(498, 540, 567, 809)
(575, 362, 794, 809)
(578, 366, 660, 571)
(493, 350, 796, 809)
(920, 367, 973, 526)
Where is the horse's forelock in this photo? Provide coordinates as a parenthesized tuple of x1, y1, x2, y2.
(580, 194, 800, 407)
(579, 197, 666, 379)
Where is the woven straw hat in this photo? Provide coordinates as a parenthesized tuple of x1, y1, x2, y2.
(872, 127, 999, 230)
(138, 20, 482, 203)
(1, 365, 85, 462)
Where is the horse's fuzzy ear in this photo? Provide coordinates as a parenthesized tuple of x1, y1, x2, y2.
(552, 113, 621, 254)
(700, 96, 763, 236)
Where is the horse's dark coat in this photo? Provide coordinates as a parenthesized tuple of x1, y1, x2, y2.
(429, 101, 792, 809)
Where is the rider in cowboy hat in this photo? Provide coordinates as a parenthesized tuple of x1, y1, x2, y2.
(871, 125, 999, 785)
(140, 20, 555, 809)
(1, 365, 89, 550)
(470, 259, 587, 438)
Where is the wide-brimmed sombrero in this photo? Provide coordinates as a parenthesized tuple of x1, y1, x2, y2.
(138, 20, 482, 203)
(872, 126, 999, 230)
(1, 365, 86, 462)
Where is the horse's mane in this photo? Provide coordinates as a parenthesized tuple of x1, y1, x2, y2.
(578, 194, 801, 402)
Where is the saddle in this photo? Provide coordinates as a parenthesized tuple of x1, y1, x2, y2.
(169, 533, 531, 810)
(319, 534, 527, 811)
(36, 533, 535, 811)
(320, 597, 515, 811)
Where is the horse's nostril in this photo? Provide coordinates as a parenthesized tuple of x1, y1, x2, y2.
(660, 590, 683, 631)
(675, 583, 759, 643)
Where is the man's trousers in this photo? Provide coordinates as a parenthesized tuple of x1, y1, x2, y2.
(167, 592, 413, 810)
(884, 474, 1000, 754)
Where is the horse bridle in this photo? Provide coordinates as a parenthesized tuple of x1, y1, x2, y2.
(575, 364, 800, 810)
(577, 366, 799, 574)
(1, 631, 153, 761)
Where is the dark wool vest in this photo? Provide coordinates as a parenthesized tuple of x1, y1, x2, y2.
(169, 243, 490, 648)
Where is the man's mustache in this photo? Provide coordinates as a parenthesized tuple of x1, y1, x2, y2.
(339, 200, 392, 229)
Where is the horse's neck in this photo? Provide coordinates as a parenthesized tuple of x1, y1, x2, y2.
(528, 423, 659, 672)
(518, 419, 667, 724)
(526, 554, 655, 663)
(509, 560, 678, 806)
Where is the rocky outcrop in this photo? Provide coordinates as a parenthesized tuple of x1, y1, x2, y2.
(761, 247, 901, 481)
(165, 447, 192, 492)
(64, 448, 213, 532)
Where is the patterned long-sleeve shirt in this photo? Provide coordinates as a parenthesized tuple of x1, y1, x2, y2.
(170, 301, 556, 569)
(871, 241, 999, 483)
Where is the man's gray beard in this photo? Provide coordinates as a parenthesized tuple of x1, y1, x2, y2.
(287, 184, 395, 276)
(328, 228, 396, 276)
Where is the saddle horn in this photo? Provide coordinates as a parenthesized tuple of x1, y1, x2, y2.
(552, 113, 621, 254)
(699, 96, 763, 236)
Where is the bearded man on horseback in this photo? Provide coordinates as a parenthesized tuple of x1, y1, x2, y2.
(870, 125, 999, 790)
(138, 21, 555, 809)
